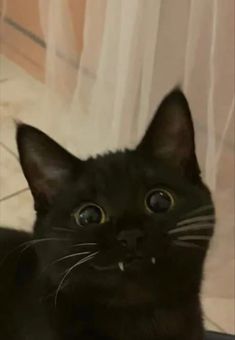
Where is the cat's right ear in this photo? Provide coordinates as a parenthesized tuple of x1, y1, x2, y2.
(137, 88, 200, 181)
(17, 124, 81, 212)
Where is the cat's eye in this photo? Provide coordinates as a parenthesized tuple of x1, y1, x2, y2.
(73, 203, 106, 227)
(145, 189, 174, 214)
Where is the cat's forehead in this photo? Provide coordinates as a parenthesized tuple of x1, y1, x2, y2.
(71, 150, 200, 201)
(66, 151, 151, 211)
(87, 150, 180, 180)
(76, 150, 181, 194)
(82, 151, 141, 189)
(87, 150, 150, 180)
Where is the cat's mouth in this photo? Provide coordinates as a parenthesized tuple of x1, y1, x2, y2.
(91, 256, 156, 272)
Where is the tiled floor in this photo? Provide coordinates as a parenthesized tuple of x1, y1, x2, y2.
(0, 55, 234, 334)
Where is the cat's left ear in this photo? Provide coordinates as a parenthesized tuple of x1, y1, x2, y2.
(137, 88, 200, 181)
(17, 124, 80, 211)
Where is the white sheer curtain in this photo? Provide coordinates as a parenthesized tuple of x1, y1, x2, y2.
(39, 0, 234, 300)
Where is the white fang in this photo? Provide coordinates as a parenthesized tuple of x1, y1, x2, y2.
(118, 262, 124, 271)
(151, 257, 156, 264)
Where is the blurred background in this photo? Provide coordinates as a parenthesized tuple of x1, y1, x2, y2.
(0, 0, 234, 334)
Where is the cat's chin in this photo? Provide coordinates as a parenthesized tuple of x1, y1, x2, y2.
(107, 280, 156, 307)
(88, 261, 157, 307)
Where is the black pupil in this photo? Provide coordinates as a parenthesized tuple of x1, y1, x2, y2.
(146, 190, 172, 213)
(78, 205, 102, 226)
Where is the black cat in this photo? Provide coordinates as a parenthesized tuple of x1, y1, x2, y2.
(0, 89, 215, 340)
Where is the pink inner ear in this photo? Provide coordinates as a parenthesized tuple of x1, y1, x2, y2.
(33, 177, 63, 204)
(23, 147, 73, 205)
(31, 164, 71, 201)
(153, 124, 192, 160)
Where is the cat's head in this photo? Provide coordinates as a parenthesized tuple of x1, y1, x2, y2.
(17, 88, 215, 307)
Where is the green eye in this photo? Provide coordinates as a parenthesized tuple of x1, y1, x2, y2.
(145, 189, 174, 214)
(73, 203, 106, 227)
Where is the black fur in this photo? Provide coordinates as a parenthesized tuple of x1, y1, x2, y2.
(0, 89, 215, 339)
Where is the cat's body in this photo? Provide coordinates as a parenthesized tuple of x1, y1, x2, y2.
(0, 89, 215, 340)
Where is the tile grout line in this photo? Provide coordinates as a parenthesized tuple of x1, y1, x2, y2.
(204, 314, 227, 332)
(0, 141, 19, 161)
(0, 187, 29, 203)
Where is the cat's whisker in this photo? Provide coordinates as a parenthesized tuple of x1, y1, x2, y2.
(54, 251, 99, 307)
(168, 223, 214, 235)
(19, 238, 69, 255)
(53, 252, 92, 263)
(177, 235, 211, 241)
(0, 238, 68, 268)
(177, 215, 215, 227)
(41, 251, 92, 273)
(70, 242, 98, 248)
(172, 240, 205, 250)
(182, 204, 214, 219)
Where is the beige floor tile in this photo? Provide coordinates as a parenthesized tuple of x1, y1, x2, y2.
(0, 76, 71, 159)
(204, 316, 226, 333)
(0, 144, 28, 199)
(0, 189, 34, 231)
(0, 60, 46, 154)
(202, 297, 235, 334)
(0, 55, 27, 81)
(0, 56, 93, 159)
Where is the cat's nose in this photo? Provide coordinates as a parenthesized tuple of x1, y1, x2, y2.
(117, 229, 144, 250)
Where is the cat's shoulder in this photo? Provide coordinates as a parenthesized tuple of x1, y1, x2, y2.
(0, 227, 34, 286)
(0, 227, 32, 256)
